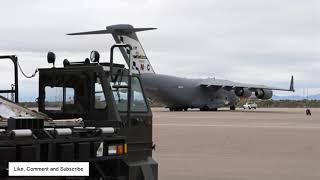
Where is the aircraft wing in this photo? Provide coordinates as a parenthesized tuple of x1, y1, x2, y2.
(199, 75, 295, 92)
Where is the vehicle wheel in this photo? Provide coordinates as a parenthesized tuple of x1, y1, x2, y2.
(230, 106, 236, 111)
(183, 108, 188, 111)
(210, 108, 218, 111)
(169, 108, 174, 111)
(249, 107, 251, 110)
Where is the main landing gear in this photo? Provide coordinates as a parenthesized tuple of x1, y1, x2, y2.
(169, 108, 188, 111)
(230, 105, 236, 111)
(199, 106, 218, 111)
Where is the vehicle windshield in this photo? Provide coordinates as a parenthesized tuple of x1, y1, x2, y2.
(110, 76, 148, 112)
(43, 73, 88, 115)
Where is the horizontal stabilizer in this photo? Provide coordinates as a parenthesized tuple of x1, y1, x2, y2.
(67, 30, 112, 35)
(67, 24, 156, 36)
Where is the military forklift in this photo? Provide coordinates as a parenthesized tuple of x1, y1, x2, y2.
(0, 43, 157, 179)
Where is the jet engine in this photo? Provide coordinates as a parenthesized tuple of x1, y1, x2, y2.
(255, 89, 273, 99)
(235, 88, 252, 98)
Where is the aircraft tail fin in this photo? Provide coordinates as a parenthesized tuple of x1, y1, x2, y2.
(289, 75, 295, 92)
(68, 24, 156, 74)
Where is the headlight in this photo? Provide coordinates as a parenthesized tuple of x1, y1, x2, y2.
(108, 145, 117, 155)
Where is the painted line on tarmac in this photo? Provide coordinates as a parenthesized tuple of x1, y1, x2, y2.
(154, 123, 320, 129)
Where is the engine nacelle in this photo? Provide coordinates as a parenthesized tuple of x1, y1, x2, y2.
(235, 88, 252, 98)
(255, 89, 273, 99)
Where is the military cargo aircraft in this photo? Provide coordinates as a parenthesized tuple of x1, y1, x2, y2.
(68, 24, 295, 111)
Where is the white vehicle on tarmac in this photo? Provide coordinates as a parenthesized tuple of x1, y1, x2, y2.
(243, 102, 257, 109)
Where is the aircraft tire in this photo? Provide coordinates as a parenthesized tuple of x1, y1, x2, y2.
(200, 106, 217, 111)
(230, 106, 236, 111)
(200, 106, 210, 111)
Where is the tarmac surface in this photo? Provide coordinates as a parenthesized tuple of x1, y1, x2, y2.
(152, 108, 320, 180)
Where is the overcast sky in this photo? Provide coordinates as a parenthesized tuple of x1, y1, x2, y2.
(0, 0, 319, 101)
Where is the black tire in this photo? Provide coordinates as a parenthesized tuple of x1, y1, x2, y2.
(200, 106, 210, 111)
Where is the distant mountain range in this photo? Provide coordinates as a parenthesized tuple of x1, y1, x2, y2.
(272, 94, 320, 100)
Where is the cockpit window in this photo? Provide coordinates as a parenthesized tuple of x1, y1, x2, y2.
(43, 73, 88, 115)
(66, 88, 75, 104)
(95, 77, 107, 109)
(45, 86, 64, 111)
(45, 86, 76, 111)
(131, 77, 148, 112)
(111, 77, 129, 112)
(111, 76, 148, 112)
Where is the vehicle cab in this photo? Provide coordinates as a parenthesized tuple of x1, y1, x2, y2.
(37, 45, 157, 179)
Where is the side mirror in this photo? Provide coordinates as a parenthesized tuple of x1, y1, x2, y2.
(90, 50, 100, 63)
(47, 52, 56, 67)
